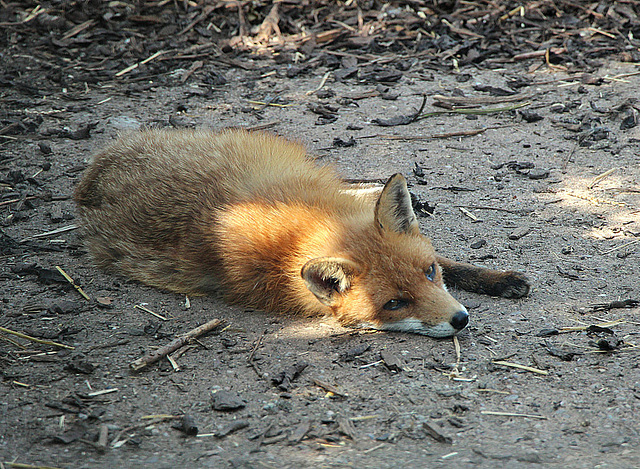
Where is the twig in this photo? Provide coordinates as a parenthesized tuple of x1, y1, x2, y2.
(245, 121, 280, 131)
(115, 50, 167, 77)
(87, 388, 118, 397)
(110, 416, 177, 447)
(444, 335, 465, 380)
(97, 424, 109, 449)
(379, 128, 487, 140)
(561, 141, 579, 171)
(364, 443, 386, 454)
(3, 463, 66, 469)
(306, 71, 331, 95)
(558, 319, 625, 333)
(246, 100, 294, 108)
(0, 195, 38, 207)
(134, 304, 168, 321)
(247, 330, 267, 379)
(512, 47, 566, 61)
(459, 207, 481, 222)
(313, 378, 347, 397)
(588, 167, 617, 189)
(481, 411, 547, 419)
(130, 318, 224, 371)
(0, 326, 74, 350)
(61, 19, 96, 41)
(419, 101, 530, 119)
(564, 191, 626, 207)
(432, 93, 533, 106)
(601, 238, 640, 255)
(492, 360, 549, 375)
(55, 266, 90, 301)
(422, 421, 452, 444)
(0, 4, 45, 26)
(454, 204, 526, 214)
(453, 335, 461, 367)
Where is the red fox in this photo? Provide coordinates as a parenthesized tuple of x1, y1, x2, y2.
(74, 129, 530, 337)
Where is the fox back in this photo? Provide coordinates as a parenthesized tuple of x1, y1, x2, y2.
(75, 128, 473, 337)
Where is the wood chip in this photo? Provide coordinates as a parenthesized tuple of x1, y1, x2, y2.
(422, 421, 453, 444)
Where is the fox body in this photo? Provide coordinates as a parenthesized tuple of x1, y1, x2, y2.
(75, 129, 530, 337)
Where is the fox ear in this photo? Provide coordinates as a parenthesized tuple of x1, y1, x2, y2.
(301, 257, 360, 307)
(375, 173, 419, 235)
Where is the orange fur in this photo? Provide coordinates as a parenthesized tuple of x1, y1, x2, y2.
(75, 128, 529, 337)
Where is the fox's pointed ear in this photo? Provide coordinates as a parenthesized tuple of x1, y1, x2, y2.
(375, 173, 419, 235)
(301, 257, 360, 307)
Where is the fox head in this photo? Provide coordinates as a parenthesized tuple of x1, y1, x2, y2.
(301, 174, 469, 338)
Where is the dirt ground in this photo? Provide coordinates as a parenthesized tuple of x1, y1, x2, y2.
(2, 2, 640, 468)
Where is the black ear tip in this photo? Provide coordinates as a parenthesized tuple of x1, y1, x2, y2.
(386, 173, 406, 184)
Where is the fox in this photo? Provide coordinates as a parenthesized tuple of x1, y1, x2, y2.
(74, 128, 530, 338)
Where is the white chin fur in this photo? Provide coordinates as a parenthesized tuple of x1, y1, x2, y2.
(366, 318, 458, 338)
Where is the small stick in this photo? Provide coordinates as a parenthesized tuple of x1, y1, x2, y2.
(359, 359, 383, 368)
(61, 19, 96, 41)
(115, 50, 167, 77)
(444, 335, 464, 379)
(167, 354, 180, 371)
(420, 102, 530, 119)
(559, 319, 625, 333)
(306, 71, 331, 95)
(110, 416, 176, 447)
(513, 48, 566, 61)
(455, 205, 524, 214)
(87, 388, 118, 397)
(432, 93, 533, 106)
(246, 100, 295, 108)
(134, 304, 168, 321)
(97, 424, 109, 448)
(0, 195, 38, 207)
(245, 121, 280, 131)
(562, 142, 579, 171)
(601, 238, 640, 255)
(459, 207, 481, 222)
(313, 378, 347, 397)
(364, 443, 385, 454)
(492, 360, 549, 375)
(55, 266, 91, 301)
(587, 27, 616, 39)
(477, 388, 510, 394)
(379, 128, 487, 140)
(21, 224, 77, 241)
(0, 4, 44, 26)
(481, 411, 547, 419)
(0, 326, 74, 350)
(564, 191, 626, 207)
(3, 463, 66, 469)
(588, 167, 617, 189)
(247, 330, 266, 363)
(247, 330, 267, 379)
(130, 318, 223, 371)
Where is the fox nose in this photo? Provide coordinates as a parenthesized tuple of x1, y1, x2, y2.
(450, 310, 469, 331)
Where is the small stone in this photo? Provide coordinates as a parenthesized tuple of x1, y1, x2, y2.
(528, 169, 550, 180)
(508, 227, 531, 240)
(211, 390, 245, 411)
(470, 239, 487, 249)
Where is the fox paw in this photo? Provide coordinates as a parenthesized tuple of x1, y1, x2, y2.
(496, 271, 530, 298)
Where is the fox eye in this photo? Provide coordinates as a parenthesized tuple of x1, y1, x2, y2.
(425, 263, 436, 282)
(383, 299, 409, 311)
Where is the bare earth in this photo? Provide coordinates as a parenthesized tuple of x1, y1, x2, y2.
(2, 20, 640, 469)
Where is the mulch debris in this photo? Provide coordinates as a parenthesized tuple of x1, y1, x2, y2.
(2, 1, 639, 105)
